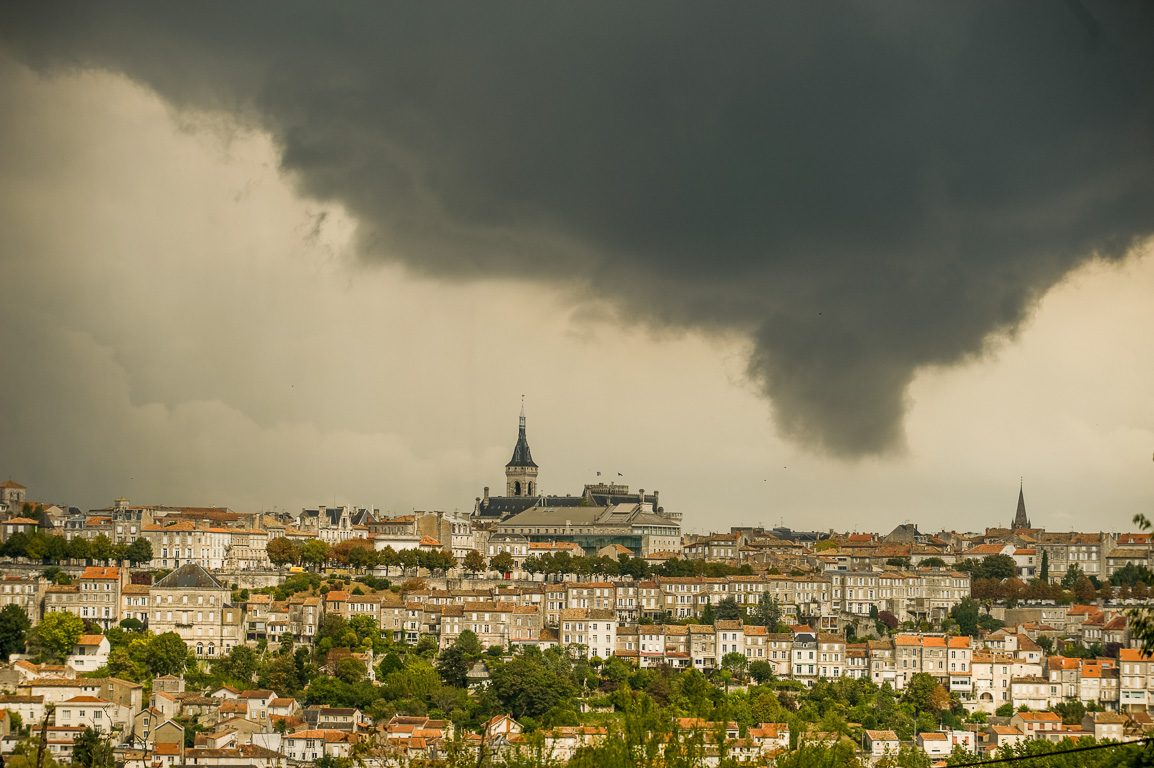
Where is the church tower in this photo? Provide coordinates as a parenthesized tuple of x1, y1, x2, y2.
(505, 405, 539, 497)
(1012, 481, 1030, 529)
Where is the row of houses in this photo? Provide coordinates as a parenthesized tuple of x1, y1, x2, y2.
(862, 709, 1138, 765)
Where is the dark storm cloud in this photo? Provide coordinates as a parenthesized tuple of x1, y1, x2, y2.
(3, 2, 1152, 457)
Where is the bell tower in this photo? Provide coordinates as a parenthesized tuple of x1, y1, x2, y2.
(505, 404, 539, 497)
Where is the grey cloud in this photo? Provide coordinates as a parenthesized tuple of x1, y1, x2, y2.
(3, 2, 1152, 456)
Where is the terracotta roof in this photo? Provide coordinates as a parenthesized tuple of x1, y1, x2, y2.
(966, 544, 1009, 555)
(76, 635, 106, 646)
(989, 726, 1022, 736)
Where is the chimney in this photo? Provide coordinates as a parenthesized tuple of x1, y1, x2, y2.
(654, 490, 660, 512)
(484, 487, 490, 502)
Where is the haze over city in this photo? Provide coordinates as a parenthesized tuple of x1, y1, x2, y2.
(1, 4, 1152, 532)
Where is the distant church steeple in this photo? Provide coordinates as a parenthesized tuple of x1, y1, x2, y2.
(505, 403, 539, 497)
(1012, 480, 1030, 529)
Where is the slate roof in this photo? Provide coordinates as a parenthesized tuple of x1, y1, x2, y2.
(154, 563, 226, 590)
(506, 406, 536, 468)
(475, 495, 582, 520)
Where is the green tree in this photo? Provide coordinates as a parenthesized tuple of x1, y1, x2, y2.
(347, 544, 376, 572)
(619, 554, 651, 579)
(33, 610, 85, 659)
(721, 651, 747, 681)
(753, 592, 782, 628)
(950, 597, 981, 637)
(1061, 563, 1085, 591)
(72, 727, 114, 768)
(464, 549, 486, 575)
(89, 534, 114, 564)
(902, 672, 939, 712)
(67, 536, 91, 561)
(218, 644, 259, 683)
(749, 660, 775, 684)
(920, 557, 947, 568)
(489, 655, 576, 720)
(436, 643, 473, 688)
(1, 532, 29, 558)
(108, 646, 147, 682)
(261, 651, 303, 696)
(147, 632, 191, 676)
(118, 618, 144, 632)
(490, 551, 515, 575)
(1039, 549, 1049, 582)
(125, 537, 153, 565)
(335, 657, 366, 684)
(266, 537, 300, 567)
(0, 603, 32, 660)
(714, 596, 743, 622)
(300, 540, 331, 570)
(700, 603, 715, 626)
(979, 554, 1016, 581)
(315, 614, 349, 647)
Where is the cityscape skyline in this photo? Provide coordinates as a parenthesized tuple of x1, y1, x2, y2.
(0, 5, 1152, 534)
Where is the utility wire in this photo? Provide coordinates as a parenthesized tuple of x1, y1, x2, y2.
(945, 735, 1153, 767)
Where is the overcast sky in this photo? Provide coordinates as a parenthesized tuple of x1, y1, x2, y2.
(0, 4, 1151, 534)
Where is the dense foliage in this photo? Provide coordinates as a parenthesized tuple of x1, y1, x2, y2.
(0, 528, 152, 565)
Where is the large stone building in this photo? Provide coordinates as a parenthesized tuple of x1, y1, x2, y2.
(149, 563, 242, 659)
(471, 408, 681, 556)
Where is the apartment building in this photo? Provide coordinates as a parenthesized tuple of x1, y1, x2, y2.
(1118, 649, 1154, 711)
(120, 584, 150, 625)
(0, 574, 47, 625)
(971, 651, 1015, 712)
(42, 566, 127, 630)
(1036, 532, 1115, 582)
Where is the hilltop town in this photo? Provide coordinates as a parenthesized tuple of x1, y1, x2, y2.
(1, 413, 1152, 767)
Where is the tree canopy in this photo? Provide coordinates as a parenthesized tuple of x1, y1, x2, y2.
(0, 604, 32, 660)
(33, 610, 85, 659)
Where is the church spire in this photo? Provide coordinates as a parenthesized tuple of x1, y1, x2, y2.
(505, 402, 539, 497)
(507, 403, 536, 469)
(1012, 479, 1030, 529)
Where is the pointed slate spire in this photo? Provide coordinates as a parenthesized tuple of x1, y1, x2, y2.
(1013, 480, 1030, 529)
(506, 404, 537, 468)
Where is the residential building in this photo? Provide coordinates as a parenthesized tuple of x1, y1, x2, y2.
(148, 563, 240, 658)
